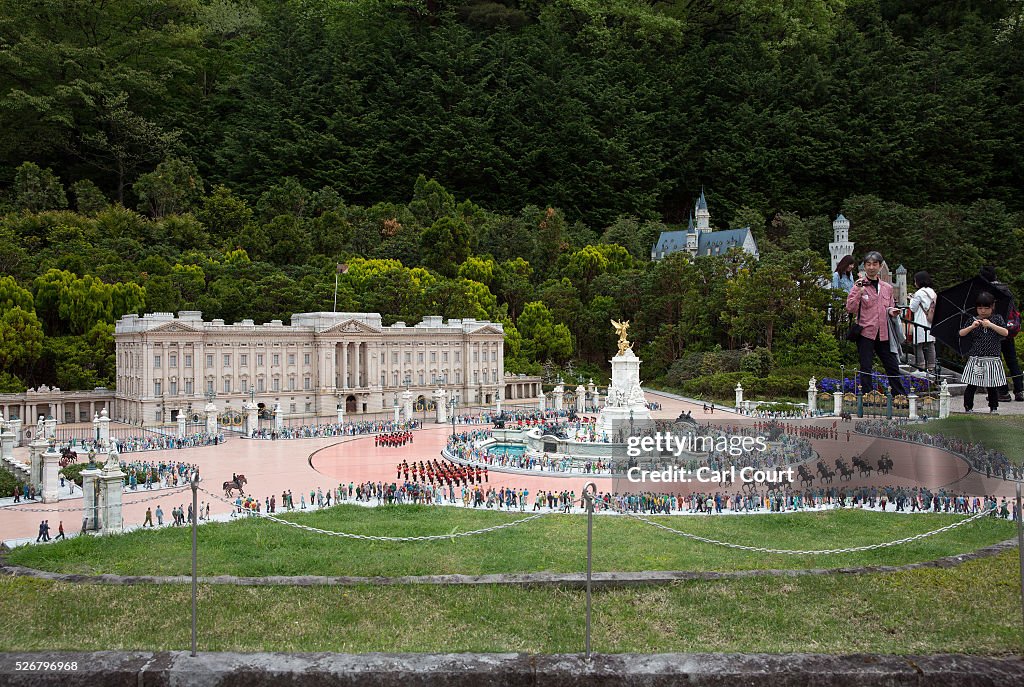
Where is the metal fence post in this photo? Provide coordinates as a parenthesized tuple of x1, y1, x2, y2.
(886, 389, 893, 419)
(583, 481, 596, 661)
(191, 477, 198, 657)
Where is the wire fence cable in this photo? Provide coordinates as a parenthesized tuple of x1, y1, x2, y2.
(196, 485, 550, 542)
(605, 502, 997, 555)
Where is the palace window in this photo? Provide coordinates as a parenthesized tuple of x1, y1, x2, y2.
(206, 354, 213, 367)
(273, 354, 280, 366)
(288, 353, 295, 365)
(185, 354, 192, 368)
(223, 354, 231, 367)
(154, 355, 161, 369)
(169, 354, 177, 368)
(170, 381, 177, 395)
(240, 354, 247, 366)
(154, 381, 162, 396)
(257, 354, 264, 366)
(223, 379, 231, 393)
(185, 380, 193, 395)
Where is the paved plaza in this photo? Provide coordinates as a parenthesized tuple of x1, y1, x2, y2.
(1, 393, 1019, 547)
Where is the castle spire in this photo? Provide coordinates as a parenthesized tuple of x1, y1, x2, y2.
(694, 187, 710, 233)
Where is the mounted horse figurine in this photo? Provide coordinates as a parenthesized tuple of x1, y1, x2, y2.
(852, 456, 874, 477)
(59, 447, 79, 468)
(223, 474, 247, 497)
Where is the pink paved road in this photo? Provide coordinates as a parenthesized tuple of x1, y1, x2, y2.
(1, 394, 1016, 543)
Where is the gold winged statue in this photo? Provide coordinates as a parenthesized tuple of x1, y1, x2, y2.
(611, 319, 632, 355)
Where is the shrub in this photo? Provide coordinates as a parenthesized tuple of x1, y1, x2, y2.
(0, 468, 25, 495)
(678, 371, 807, 400)
(59, 462, 90, 487)
(664, 352, 704, 386)
(740, 347, 774, 377)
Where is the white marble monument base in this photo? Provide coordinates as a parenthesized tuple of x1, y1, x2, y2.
(596, 349, 653, 439)
(596, 405, 652, 439)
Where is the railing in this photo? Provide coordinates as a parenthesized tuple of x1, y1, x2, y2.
(53, 425, 181, 444)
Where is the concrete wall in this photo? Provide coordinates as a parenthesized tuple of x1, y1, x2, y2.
(1, 651, 1021, 686)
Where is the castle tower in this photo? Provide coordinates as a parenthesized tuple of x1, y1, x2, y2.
(694, 187, 710, 233)
(894, 264, 908, 304)
(829, 213, 854, 272)
(685, 213, 698, 254)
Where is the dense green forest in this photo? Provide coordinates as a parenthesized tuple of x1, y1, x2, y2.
(1, 0, 1022, 398)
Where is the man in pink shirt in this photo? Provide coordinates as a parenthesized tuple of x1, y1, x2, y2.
(846, 251, 907, 397)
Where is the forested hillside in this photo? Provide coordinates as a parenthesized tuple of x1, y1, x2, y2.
(1, 0, 1022, 397)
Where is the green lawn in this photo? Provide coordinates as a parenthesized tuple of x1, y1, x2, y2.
(918, 414, 1024, 465)
(5, 506, 1014, 577)
(0, 549, 1021, 654)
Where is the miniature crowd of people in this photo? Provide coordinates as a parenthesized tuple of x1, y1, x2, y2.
(247, 419, 419, 440)
(67, 432, 222, 455)
(856, 419, 1020, 480)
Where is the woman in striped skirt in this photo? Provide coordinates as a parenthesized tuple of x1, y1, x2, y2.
(958, 292, 1009, 413)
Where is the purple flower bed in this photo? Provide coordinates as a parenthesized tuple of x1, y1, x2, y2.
(818, 375, 932, 394)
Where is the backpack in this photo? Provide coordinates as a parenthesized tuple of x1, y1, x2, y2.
(924, 288, 936, 325)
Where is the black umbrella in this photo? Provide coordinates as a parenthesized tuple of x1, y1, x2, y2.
(931, 276, 1011, 354)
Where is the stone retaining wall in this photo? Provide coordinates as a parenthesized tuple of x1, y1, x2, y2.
(0, 651, 1022, 686)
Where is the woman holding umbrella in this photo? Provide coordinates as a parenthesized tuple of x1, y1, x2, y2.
(845, 251, 908, 397)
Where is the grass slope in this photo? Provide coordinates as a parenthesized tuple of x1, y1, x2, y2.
(917, 414, 1024, 465)
(0, 550, 1021, 654)
(5, 506, 1014, 577)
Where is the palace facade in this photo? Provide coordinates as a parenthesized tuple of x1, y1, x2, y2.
(112, 311, 518, 425)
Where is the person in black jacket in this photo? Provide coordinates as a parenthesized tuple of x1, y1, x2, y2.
(980, 266, 1023, 402)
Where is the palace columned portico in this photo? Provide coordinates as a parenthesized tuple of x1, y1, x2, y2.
(505, 379, 541, 400)
(0, 387, 113, 425)
(113, 311, 516, 425)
